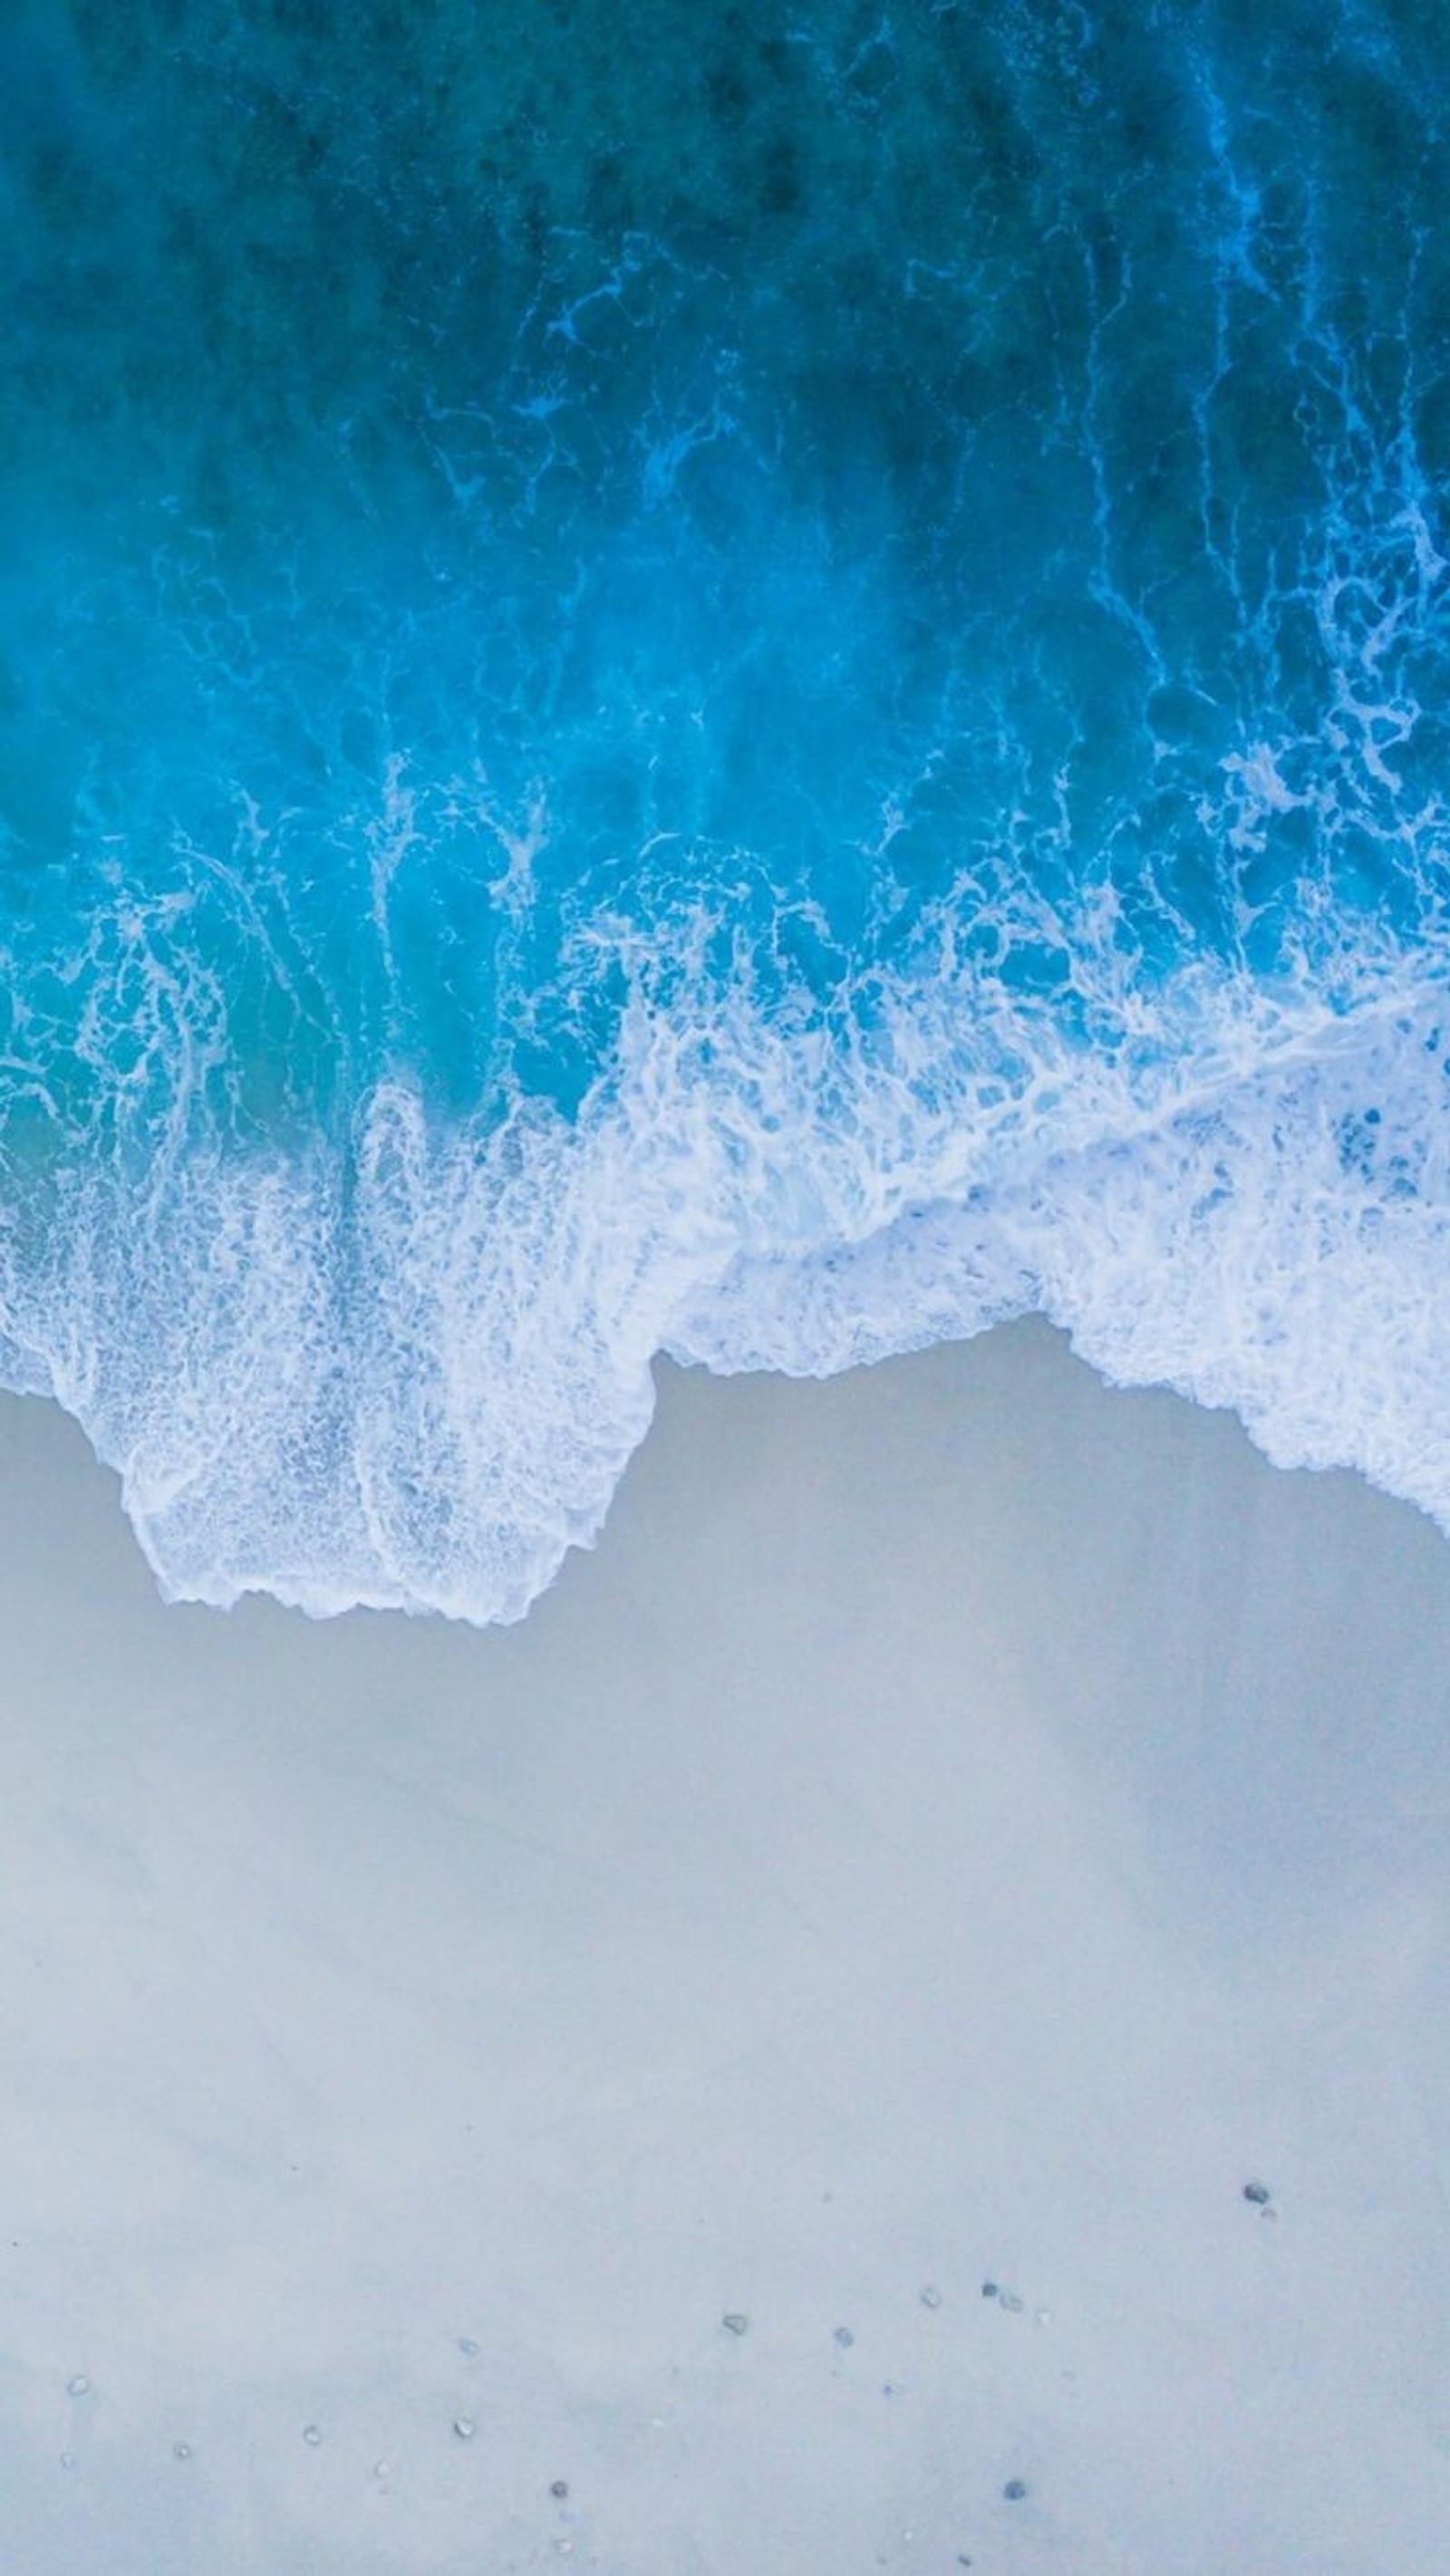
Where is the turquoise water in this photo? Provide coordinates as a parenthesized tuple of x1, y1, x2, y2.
(1, 1, 1448, 1616)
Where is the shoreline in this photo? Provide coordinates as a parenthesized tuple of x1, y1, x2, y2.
(0, 1319, 1446, 2571)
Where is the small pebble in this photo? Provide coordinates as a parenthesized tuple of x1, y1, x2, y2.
(998, 2291, 1024, 2313)
(1243, 2182, 1271, 2205)
(59, 2452, 75, 2473)
(172, 2442, 192, 2463)
(554, 2543, 575, 2559)
(66, 2376, 90, 2398)
(981, 2281, 998, 2299)
(722, 2312, 749, 2337)
(833, 2326, 855, 2348)
(1003, 2478, 1029, 2502)
(550, 2479, 570, 2499)
(452, 2417, 476, 2441)
(920, 2284, 942, 2310)
(372, 2460, 392, 2482)
(303, 2426, 323, 2447)
(459, 2336, 480, 2357)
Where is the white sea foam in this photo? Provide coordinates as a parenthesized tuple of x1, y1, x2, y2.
(0, 934, 1445, 1623)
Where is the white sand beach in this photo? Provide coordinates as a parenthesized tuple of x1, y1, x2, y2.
(0, 1317, 1446, 2573)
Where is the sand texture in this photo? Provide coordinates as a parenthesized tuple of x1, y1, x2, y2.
(0, 1320, 1446, 2572)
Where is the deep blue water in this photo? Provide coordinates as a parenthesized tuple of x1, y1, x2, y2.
(1, 0, 1447, 1616)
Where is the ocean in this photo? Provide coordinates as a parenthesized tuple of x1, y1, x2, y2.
(1, 0, 1446, 1619)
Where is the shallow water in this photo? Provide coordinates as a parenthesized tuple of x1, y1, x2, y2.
(1, 1, 1447, 1615)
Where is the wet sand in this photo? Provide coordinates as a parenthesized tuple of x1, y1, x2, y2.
(0, 1318, 1446, 2572)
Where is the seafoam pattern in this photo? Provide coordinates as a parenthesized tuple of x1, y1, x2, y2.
(0, 0, 1447, 1614)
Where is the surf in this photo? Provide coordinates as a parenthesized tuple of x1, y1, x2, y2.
(0, 0, 1446, 1616)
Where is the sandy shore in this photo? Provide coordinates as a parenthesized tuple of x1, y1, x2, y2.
(0, 1318, 1445, 2573)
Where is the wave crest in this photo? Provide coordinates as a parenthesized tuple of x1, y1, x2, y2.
(0, 950, 1444, 1620)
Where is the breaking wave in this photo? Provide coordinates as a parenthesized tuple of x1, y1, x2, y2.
(2, 0, 1448, 1616)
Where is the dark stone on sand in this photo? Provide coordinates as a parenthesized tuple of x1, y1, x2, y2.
(551, 2479, 570, 2498)
(1243, 2182, 1271, 2205)
(722, 2311, 749, 2335)
(1003, 2478, 1029, 2501)
(833, 2326, 855, 2347)
(981, 2280, 998, 2297)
